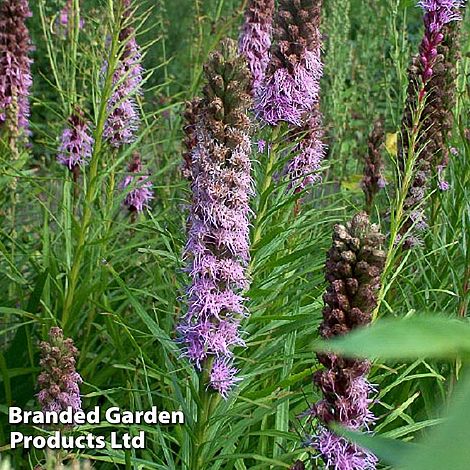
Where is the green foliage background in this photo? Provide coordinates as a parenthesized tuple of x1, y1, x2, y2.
(0, 0, 469, 468)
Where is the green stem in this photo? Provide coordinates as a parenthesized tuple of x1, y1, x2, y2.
(191, 365, 211, 470)
(373, 96, 426, 320)
(190, 358, 222, 470)
(252, 127, 280, 249)
(38, 0, 66, 110)
(69, 0, 81, 107)
(61, 5, 121, 328)
(104, 148, 117, 235)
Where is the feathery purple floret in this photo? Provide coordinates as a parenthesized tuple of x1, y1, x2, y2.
(119, 153, 153, 212)
(437, 163, 450, 191)
(315, 428, 378, 470)
(177, 40, 253, 398)
(37, 327, 83, 414)
(257, 51, 322, 126)
(257, 139, 267, 153)
(59, 1, 72, 28)
(0, 0, 33, 136)
(210, 357, 242, 399)
(57, 108, 94, 170)
(418, 0, 463, 31)
(103, 2, 143, 148)
(238, 0, 275, 94)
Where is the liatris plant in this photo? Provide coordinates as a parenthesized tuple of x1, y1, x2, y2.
(238, 0, 275, 94)
(362, 118, 386, 214)
(398, 0, 463, 246)
(0, 0, 33, 138)
(309, 212, 386, 469)
(37, 327, 83, 413)
(256, 0, 323, 127)
(177, 39, 252, 398)
(285, 105, 325, 191)
(119, 152, 153, 213)
(103, 0, 143, 148)
(57, 107, 94, 173)
(256, 0, 325, 191)
(181, 98, 202, 180)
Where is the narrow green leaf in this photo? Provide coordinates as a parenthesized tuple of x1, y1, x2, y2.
(314, 316, 470, 360)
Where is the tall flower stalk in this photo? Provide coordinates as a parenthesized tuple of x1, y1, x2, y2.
(0, 0, 33, 140)
(61, 2, 130, 327)
(256, 0, 323, 126)
(103, 0, 143, 148)
(256, 0, 325, 191)
(307, 212, 386, 470)
(398, 0, 464, 246)
(178, 38, 252, 398)
(238, 0, 275, 95)
(37, 327, 82, 413)
(177, 38, 252, 470)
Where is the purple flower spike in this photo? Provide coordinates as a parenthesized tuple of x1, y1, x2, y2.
(398, 0, 463, 247)
(308, 213, 386, 470)
(119, 152, 153, 213)
(57, 107, 94, 171)
(255, 0, 323, 127)
(0, 0, 33, 137)
(238, 0, 275, 94)
(256, 0, 326, 192)
(37, 327, 83, 414)
(417, 0, 463, 85)
(103, 1, 143, 148)
(177, 40, 253, 398)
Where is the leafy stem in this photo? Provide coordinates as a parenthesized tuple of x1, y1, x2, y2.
(61, 4, 121, 329)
